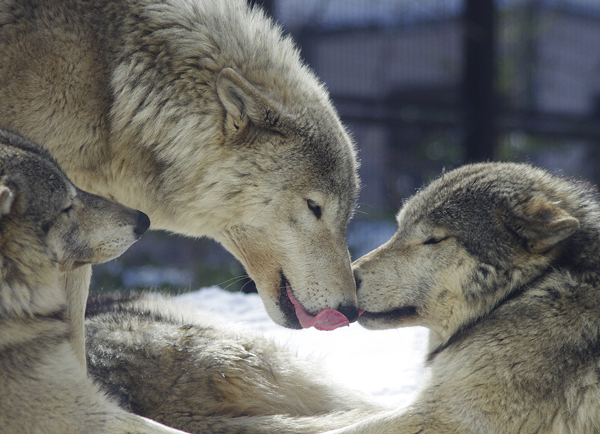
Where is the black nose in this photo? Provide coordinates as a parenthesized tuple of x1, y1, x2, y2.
(134, 211, 151, 238)
(337, 304, 359, 323)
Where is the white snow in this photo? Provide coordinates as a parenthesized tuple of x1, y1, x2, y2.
(175, 287, 429, 409)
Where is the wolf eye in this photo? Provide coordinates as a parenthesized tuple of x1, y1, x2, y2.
(423, 236, 448, 245)
(306, 199, 322, 219)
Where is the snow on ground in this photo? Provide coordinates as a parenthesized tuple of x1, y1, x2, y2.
(175, 287, 429, 409)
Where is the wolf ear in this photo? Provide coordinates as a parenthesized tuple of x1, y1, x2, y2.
(502, 196, 579, 253)
(216, 68, 282, 137)
(0, 185, 14, 217)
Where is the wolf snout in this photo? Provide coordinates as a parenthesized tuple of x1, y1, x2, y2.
(134, 211, 151, 238)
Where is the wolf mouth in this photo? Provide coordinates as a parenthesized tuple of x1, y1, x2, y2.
(278, 271, 350, 331)
(359, 306, 418, 323)
(278, 273, 303, 329)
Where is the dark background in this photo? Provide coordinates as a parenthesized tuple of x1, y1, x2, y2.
(91, 0, 600, 295)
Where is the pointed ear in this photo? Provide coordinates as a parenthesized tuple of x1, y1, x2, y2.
(216, 68, 283, 136)
(0, 185, 14, 217)
(502, 196, 579, 253)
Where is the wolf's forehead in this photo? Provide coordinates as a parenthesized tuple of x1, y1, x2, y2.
(397, 170, 493, 221)
(290, 137, 358, 195)
(400, 164, 547, 223)
(320, 163, 359, 212)
(16, 158, 71, 201)
(31, 175, 69, 201)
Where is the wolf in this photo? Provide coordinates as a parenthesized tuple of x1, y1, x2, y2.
(0, 129, 192, 434)
(323, 162, 600, 434)
(84, 293, 384, 434)
(0, 0, 359, 335)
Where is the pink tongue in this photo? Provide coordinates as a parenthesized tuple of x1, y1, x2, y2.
(286, 284, 350, 331)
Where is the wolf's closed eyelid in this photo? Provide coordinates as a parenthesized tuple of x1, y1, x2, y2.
(423, 236, 449, 245)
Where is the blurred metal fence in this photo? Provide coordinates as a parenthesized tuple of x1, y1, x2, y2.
(275, 0, 600, 211)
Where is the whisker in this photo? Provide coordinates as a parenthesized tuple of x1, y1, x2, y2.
(217, 274, 246, 286)
(238, 278, 256, 293)
(218, 276, 247, 291)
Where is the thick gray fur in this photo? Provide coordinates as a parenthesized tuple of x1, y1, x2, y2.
(0, 128, 190, 434)
(330, 162, 600, 433)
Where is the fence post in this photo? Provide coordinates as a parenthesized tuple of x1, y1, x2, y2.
(463, 0, 496, 162)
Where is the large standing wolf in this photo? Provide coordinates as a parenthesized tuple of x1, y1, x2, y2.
(326, 162, 600, 433)
(0, 129, 192, 434)
(0, 0, 359, 346)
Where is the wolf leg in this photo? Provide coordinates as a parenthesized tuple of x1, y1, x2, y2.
(61, 265, 92, 369)
(119, 412, 195, 434)
(150, 411, 385, 434)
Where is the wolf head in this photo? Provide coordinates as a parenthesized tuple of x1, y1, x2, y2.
(104, 1, 361, 330)
(0, 130, 149, 317)
(353, 162, 592, 344)
(214, 68, 360, 330)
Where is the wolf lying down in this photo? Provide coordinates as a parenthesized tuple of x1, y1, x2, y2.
(328, 162, 600, 433)
(88, 162, 600, 434)
(85, 293, 383, 434)
(0, 129, 191, 433)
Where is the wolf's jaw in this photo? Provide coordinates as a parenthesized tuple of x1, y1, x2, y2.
(358, 306, 418, 328)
